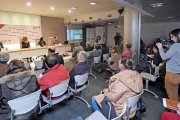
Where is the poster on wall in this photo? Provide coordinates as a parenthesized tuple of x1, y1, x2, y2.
(0, 24, 42, 49)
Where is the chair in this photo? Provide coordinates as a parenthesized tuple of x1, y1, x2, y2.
(127, 90, 144, 120)
(140, 65, 159, 98)
(103, 53, 109, 63)
(34, 60, 43, 70)
(85, 103, 127, 120)
(69, 73, 91, 107)
(42, 78, 70, 108)
(7, 89, 41, 120)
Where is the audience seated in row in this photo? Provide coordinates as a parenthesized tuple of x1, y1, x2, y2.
(0, 59, 39, 120)
(72, 41, 84, 64)
(69, 51, 90, 88)
(122, 43, 132, 59)
(88, 44, 102, 59)
(91, 57, 143, 118)
(38, 54, 69, 96)
(84, 41, 93, 52)
(0, 53, 9, 78)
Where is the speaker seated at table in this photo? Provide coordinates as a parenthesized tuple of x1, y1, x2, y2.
(20, 37, 30, 48)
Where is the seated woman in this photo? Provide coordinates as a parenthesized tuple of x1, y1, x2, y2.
(91, 57, 143, 118)
(84, 41, 93, 52)
(122, 43, 132, 58)
(72, 41, 84, 64)
(161, 103, 180, 120)
(0, 59, 39, 120)
(38, 54, 69, 96)
(21, 36, 30, 48)
(38, 37, 46, 47)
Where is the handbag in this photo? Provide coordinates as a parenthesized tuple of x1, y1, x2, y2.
(138, 98, 148, 113)
(101, 96, 117, 119)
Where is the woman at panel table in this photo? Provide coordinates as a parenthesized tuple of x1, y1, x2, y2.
(38, 37, 47, 47)
(20, 36, 30, 48)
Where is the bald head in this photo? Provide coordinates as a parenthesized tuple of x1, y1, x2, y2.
(77, 51, 87, 63)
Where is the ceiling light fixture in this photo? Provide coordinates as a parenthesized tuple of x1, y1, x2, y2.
(68, 9, 72, 13)
(26, 2, 32, 6)
(90, 2, 96, 5)
(71, 7, 77, 10)
(50, 6, 55, 10)
(150, 2, 163, 7)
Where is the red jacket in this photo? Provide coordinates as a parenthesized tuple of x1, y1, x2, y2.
(161, 112, 180, 120)
(38, 64, 69, 92)
(122, 50, 132, 58)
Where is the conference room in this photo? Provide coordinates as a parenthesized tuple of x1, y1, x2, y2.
(0, 0, 180, 120)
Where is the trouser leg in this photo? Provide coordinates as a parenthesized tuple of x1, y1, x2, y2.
(91, 96, 101, 111)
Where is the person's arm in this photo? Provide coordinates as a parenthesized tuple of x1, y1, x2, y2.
(157, 43, 176, 60)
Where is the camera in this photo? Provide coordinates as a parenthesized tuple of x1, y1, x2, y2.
(156, 38, 173, 50)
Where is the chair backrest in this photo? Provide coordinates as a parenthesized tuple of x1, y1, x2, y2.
(127, 90, 144, 116)
(112, 103, 127, 120)
(74, 73, 88, 86)
(34, 60, 43, 69)
(8, 89, 41, 115)
(103, 53, 109, 61)
(94, 56, 101, 64)
(49, 78, 70, 97)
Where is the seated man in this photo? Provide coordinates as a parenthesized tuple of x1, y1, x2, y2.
(38, 55, 69, 96)
(69, 51, 90, 88)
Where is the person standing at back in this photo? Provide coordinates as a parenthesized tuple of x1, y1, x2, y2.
(157, 29, 180, 100)
(114, 33, 122, 46)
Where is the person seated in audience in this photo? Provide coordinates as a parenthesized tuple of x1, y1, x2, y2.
(72, 41, 84, 64)
(0, 53, 9, 78)
(0, 59, 39, 120)
(91, 57, 143, 118)
(51, 36, 60, 45)
(93, 40, 99, 49)
(64, 40, 69, 45)
(84, 41, 93, 52)
(122, 43, 132, 58)
(161, 103, 180, 120)
(69, 51, 89, 88)
(101, 42, 109, 55)
(146, 38, 159, 54)
(108, 46, 121, 71)
(38, 55, 69, 96)
(88, 44, 102, 59)
(20, 36, 30, 48)
(43, 47, 64, 70)
(38, 37, 46, 47)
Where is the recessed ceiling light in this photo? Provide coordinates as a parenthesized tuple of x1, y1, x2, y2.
(68, 9, 72, 13)
(90, 2, 96, 5)
(166, 16, 174, 19)
(50, 6, 55, 10)
(26, 2, 32, 6)
(71, 7, 77, 10)
(150, 2, 163, 7)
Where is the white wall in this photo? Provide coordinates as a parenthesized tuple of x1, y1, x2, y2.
(107, 24, 124, 47)
(141, 22, 180, 45)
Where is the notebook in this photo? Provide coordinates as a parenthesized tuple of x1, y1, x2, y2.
(162, 98, 179, 111)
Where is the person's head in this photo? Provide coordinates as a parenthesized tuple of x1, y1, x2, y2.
(112, 46, 118, 54)
(86, 41, 90, 47)
(22, 37, 28, 43)
(95, 44, 101, 50)
(40, 37, 43, 42)
(53, 36, 58, 40)
(75, 41, 81, 46)
(101, 42, 107, 48)
(45, 55, 57, 68)
(48, 47, 55, 54)
(77, 51, 87, 63)
(6, 59, 27, 74)
(126, 43, 132, 49)
(0, 53, 9, 63)
(153, 45, 158, 53)
(119, 57, 133, 70)
(169, 29, 180, 43)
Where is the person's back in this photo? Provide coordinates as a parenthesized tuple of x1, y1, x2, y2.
(38, 55, 69, 95)
(0, 53, 9, 78)
(0, 59, 39, 120)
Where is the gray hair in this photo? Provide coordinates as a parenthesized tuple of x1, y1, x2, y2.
(78, 51, 87, 62)
(0, 53, 9, 63)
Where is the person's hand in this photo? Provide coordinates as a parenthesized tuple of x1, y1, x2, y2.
(156, 43, 162, 48)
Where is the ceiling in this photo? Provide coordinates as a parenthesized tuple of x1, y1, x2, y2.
(0, 0, 179, 23)
(0, 0, 122, 18)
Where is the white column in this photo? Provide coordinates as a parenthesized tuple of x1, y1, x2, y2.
(124, 7, 141, 63)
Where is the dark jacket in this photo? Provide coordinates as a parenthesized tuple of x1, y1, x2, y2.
(69, 62, 89, 88)
(21, 42, 30, 48)
(52, 53, 64, 65)
(0, 71, 39, 120)
(153, 52, 162, 66)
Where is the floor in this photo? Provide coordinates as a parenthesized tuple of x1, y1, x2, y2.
(36, 61, 167, 120)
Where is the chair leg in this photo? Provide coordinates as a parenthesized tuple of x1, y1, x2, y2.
(143, 89, 158, 98)
(145, 79, 149, 89)
(88, 73, 97, 79)
(74, 96, 91, 108)
(11, 110, 15, 120)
